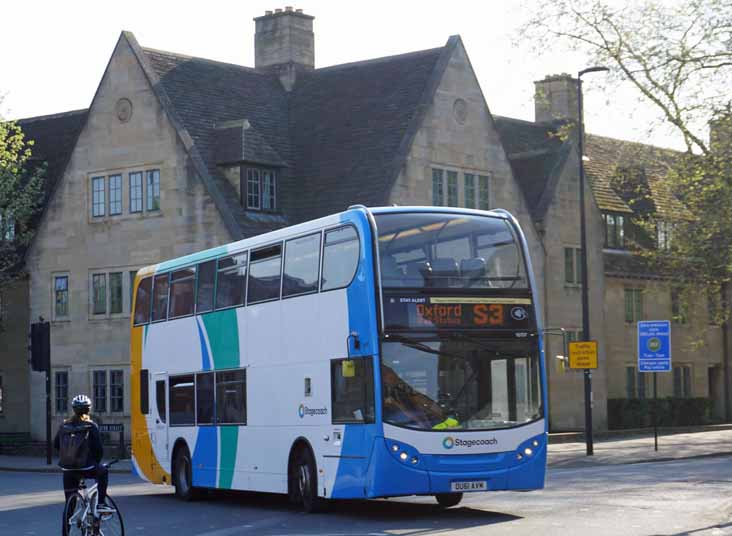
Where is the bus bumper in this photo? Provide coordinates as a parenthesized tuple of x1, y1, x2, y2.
(365, 434, 547, 498)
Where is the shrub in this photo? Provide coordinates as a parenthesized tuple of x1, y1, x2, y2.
(607, 397, 712, 429)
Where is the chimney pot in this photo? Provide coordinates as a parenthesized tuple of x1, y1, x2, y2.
(275, 8, 282, 13)
(285, 6, 293, 11)
(296, 8, 303, 12)
(265, 10, 273, 15)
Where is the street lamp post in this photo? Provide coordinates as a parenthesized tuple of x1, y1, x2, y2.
(577, 66, 608, 457)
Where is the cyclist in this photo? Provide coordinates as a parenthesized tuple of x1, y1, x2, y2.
(54, 394, 113, 514)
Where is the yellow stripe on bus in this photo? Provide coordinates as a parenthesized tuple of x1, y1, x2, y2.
(429, 297, 532, 305)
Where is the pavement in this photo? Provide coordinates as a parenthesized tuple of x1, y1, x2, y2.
(1, 425, 730, 474)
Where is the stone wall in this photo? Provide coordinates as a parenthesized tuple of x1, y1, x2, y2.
(26, 36, 231, 440)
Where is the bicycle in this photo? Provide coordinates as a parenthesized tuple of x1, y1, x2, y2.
(63, 460, 125, 536)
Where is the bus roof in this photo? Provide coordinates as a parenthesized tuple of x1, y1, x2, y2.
(136, 206, 515, 277)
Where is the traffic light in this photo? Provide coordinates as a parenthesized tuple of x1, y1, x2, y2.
(30, 321, 50, 372)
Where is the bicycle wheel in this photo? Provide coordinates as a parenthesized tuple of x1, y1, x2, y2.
(98, 495, 124, 536)
(63, 493, 87, 536)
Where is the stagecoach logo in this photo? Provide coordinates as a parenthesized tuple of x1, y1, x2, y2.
(442, 436, 498, 449)
(298, 404, 328, 418)
(510, 307, 528, 321)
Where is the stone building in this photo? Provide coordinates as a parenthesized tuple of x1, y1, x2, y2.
(5, 7, 728, 440)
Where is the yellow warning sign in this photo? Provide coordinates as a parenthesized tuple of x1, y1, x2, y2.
(568, 340, 598, 369)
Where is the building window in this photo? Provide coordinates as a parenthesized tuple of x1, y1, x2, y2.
(464, 173, 475, 208)
(708, 289, 719, 325)
(110, 370, 124, 413)
(478, 175, 490, 210)
(657, 220, 672, 250)
(564, 247, 582, 285)
(93, 370, 107, 413)
(110, 272, 123, 314)
(603, 213, 626, 249)
(146, 169, 160, 211)
(246, 169, 260, 209)
(54, 275, 69, 319)
(91, 177, 105, 217)
(671, 287, 687, 324)
(129, 172, 143, 213)
(0, 375, 4, 414)
(625, 366, 648, 399)
(624, 288, 643, 323)
(92, 273, 107, 315)
(446, 171, 458, 206)
(432, 168, 444, 206)
(673, 365, 692, 398)
(262, 170, 276, 210)
(243, 167, 277, 211)
(109, 175, 122, 215)
(0, 212, 15, 241)
(55, 371, 69, 414)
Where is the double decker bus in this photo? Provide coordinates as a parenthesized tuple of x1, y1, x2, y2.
(130, 206, 546, 512)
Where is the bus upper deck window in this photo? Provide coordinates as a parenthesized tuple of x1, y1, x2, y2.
(151, 273, 170, 322)
(321, 226, 359, 291)
(248, 245, 282, 304)
(216, 253, 247, 309)
(133, 277, 152, 325)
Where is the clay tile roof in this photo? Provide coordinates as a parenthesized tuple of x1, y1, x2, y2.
(584, 134, 689, 218)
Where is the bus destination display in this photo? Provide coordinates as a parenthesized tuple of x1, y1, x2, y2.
(384, 296, 533, 331)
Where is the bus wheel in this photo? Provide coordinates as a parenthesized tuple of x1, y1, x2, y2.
(292, 447, 327, 513)
(435, 493, 463, 508)
(173, 446, 198, 501)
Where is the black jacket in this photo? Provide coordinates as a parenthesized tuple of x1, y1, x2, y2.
(53, 419, 103, 468)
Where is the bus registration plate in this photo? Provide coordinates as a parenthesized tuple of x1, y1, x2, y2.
(451, 480, 487, 492)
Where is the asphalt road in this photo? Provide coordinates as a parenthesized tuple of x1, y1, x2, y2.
(1, 456, 731, 535)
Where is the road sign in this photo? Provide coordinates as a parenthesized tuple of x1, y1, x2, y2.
(638, 320, 671, 372)
(568, 340, 598, 369)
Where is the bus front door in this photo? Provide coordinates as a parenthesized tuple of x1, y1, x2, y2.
(152, 373, 169, 462)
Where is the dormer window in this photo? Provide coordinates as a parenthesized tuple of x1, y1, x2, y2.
(603, 212, 626, 249)
(657, 220, 673, 250)
(243, 167, 277, 211)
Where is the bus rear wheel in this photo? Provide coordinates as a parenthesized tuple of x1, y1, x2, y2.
(291, 447, 327, 513)
(435, 493, 463, 508)
(173, 446, 199, 501)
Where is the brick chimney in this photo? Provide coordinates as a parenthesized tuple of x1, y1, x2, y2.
(254, 7, 314, 91)
(710, 112, 732, 155)
(534, 74, 579, 124)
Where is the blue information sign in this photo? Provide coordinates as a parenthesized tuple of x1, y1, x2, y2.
(638, 320, 671, 372)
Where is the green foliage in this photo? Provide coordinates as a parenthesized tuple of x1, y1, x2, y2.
(0, 105, 46, 315)
(608, 397, 714, 429)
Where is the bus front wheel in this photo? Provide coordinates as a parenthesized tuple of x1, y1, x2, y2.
(292, 447, 327, 513)
(435, 493, 463, 508)
(173, 445, 199, 501)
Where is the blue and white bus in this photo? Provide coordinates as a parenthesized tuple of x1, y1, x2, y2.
(130, 206, 547, 511)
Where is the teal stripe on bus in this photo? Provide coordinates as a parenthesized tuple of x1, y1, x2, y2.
(156, 244, 230, 273)
(218, 427, 238, 489)
(201, 309, 240, 370)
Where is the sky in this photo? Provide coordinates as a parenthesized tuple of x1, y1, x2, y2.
(1, 0, 688, 150)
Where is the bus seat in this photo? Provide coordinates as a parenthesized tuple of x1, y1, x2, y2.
(430, 258, 459, 287)
(405, 261, 431, 287)
(460, 258, 487, 287)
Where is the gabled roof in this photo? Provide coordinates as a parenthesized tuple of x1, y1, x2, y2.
(493, 116, 569, 221)
(17, 109, 88, 228)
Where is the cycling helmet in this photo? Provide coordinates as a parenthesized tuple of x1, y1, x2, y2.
(72, 394, 92, 415)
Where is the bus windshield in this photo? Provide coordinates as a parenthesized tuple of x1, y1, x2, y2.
(381, 337, 542, 431)
(375, 212, 528, 290)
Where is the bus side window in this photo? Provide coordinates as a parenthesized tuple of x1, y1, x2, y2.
(216, 253, 247, 309)
(196, 260, 216, 314)
(196, 372, 215, 425)
(331, 357, 374, 424)
(248, 244, 282, 304)
(170, 267, 195, 318)
(133, 277, 152, 325)
(151, 273, 170, 322)
(283, 232, 321, 297)
(216, 369, 247, 425)
(169, 375, 194, 426)
(321, 226, 359, 291)
(155, 380, 166, 423)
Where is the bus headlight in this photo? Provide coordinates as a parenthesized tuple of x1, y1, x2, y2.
(524, 447, 533, 457)
(385, 438, 422, 466)
(399, 452, 408, 461)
